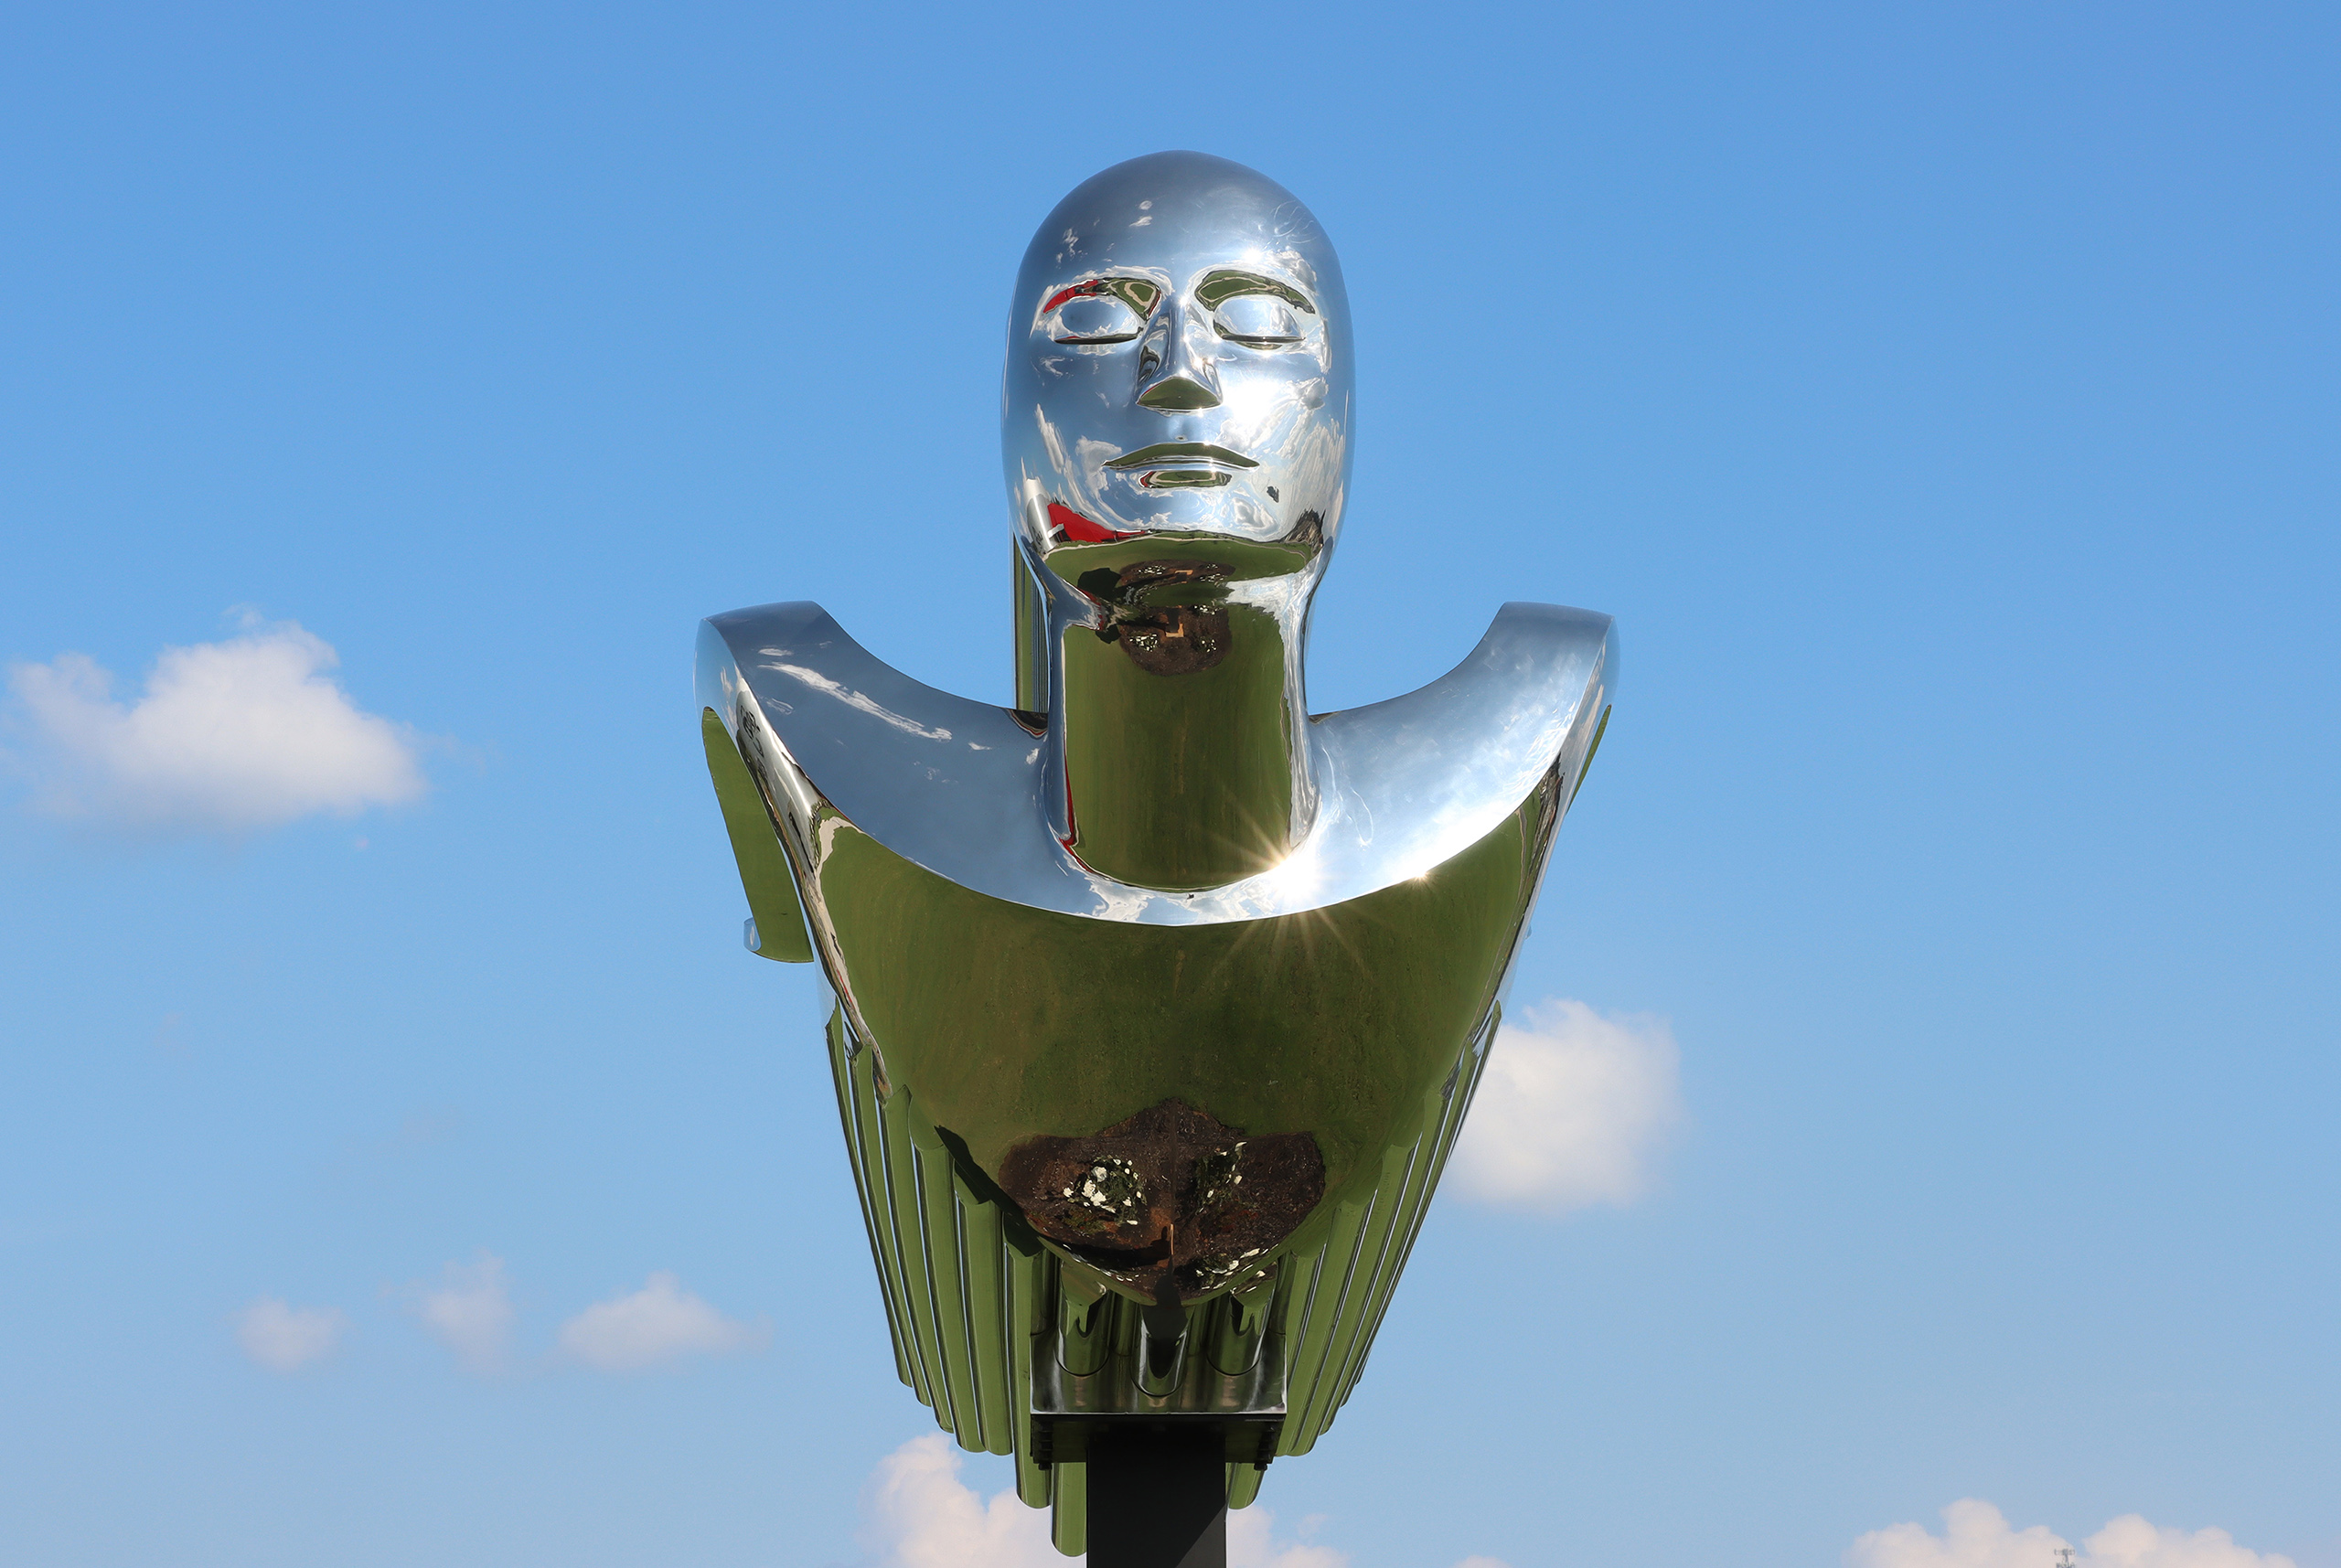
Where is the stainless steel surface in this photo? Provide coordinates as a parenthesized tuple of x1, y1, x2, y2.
(1001, 152, 1353, 891)
(697, 151, 1618, 1553)
(697, 597, 1610, 923)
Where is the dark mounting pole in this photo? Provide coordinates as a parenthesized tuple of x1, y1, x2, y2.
(1085, 1424, 1229, 1568)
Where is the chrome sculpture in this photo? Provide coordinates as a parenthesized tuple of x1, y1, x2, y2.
(697, 151, 1615, 1558)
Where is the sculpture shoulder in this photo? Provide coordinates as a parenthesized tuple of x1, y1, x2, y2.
(1314, 602, 1613, 773)
(697, 602, 1073, 901)
(1302, 603, 1616, 890)
(699, 602, 1040, 767)
(696, 600, 1614, 925)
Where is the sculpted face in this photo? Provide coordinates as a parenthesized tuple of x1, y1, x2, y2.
(1003, 152, 1353, 580)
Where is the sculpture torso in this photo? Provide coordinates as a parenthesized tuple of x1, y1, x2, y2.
(697, 597, 1613, 1304)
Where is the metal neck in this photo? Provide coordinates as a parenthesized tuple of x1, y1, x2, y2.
(1018, 539, 1318, 891)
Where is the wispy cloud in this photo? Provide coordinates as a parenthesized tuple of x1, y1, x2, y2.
(414, 1252, 514, 1373)
(5, 617, 425, 835)
(1851, 1499, 2297, 1568)
(232, 1296, 347, 1372)
(1448, 997, 1682, 1211)
(555, 1272, 766, 1371)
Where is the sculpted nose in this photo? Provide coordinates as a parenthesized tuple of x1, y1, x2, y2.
(1135, 302, 1223, 411)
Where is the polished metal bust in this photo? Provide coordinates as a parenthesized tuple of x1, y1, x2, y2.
(1001, 152, 1353, 893)
(697, 152, 1615, 1555)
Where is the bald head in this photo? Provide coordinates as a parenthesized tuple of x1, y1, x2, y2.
(1018, 151, 1342, 295)
(1001, 152, 1353, 579)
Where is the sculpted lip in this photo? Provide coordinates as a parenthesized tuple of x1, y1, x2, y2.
(1103, 442, 1258, 471)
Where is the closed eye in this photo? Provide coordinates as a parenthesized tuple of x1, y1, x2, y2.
(1053, 294, 1143, 343)
(1043, 277, 1161, 344)
(1194, 269, 1315, 349)
(1213, 294, 1303, 347)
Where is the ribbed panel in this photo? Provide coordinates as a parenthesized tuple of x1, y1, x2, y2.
(828, 1007, 926, 1402)
(828, 994, 1504, 1520)
(1008, 1236, 1051, 1507)
(1318, 1129, 1436, 1422)
(1282, 1141, 1414, 1452)
(1274, 1191, 1358, 1458)
(1048, 1461, 1088, 1557)
(1319, 999, 1502, 1423)
(828, 1001, 1024, 1457)
(1275, 1001, 1502, 1454)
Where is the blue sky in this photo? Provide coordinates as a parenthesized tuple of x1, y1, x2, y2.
(2, 4, 2335, 1566)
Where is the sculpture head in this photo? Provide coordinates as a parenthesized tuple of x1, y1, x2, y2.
(1003, 152, 1353, 586)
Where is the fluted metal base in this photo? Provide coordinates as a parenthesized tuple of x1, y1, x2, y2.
(1086, 1425, 1228, 1568)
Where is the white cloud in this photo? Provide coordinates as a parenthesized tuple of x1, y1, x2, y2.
(1228, 1506, 1348, 1567)
(5, 618, 425, 834)
(856, 1435, 1058, 1568)
(1450, 1560, 1515, 1568)
(556, 1271, 766, 1371)
(415, 1252, 514, 1373)
(1850, 1499, 2298, 1568)
(853, 1435, 1383, 1567)
(233, 1296, 347, 1371)
(1448, 997, 1682, 1211)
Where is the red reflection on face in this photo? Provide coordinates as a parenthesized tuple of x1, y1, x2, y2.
(1049, 503, 1132, 543)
